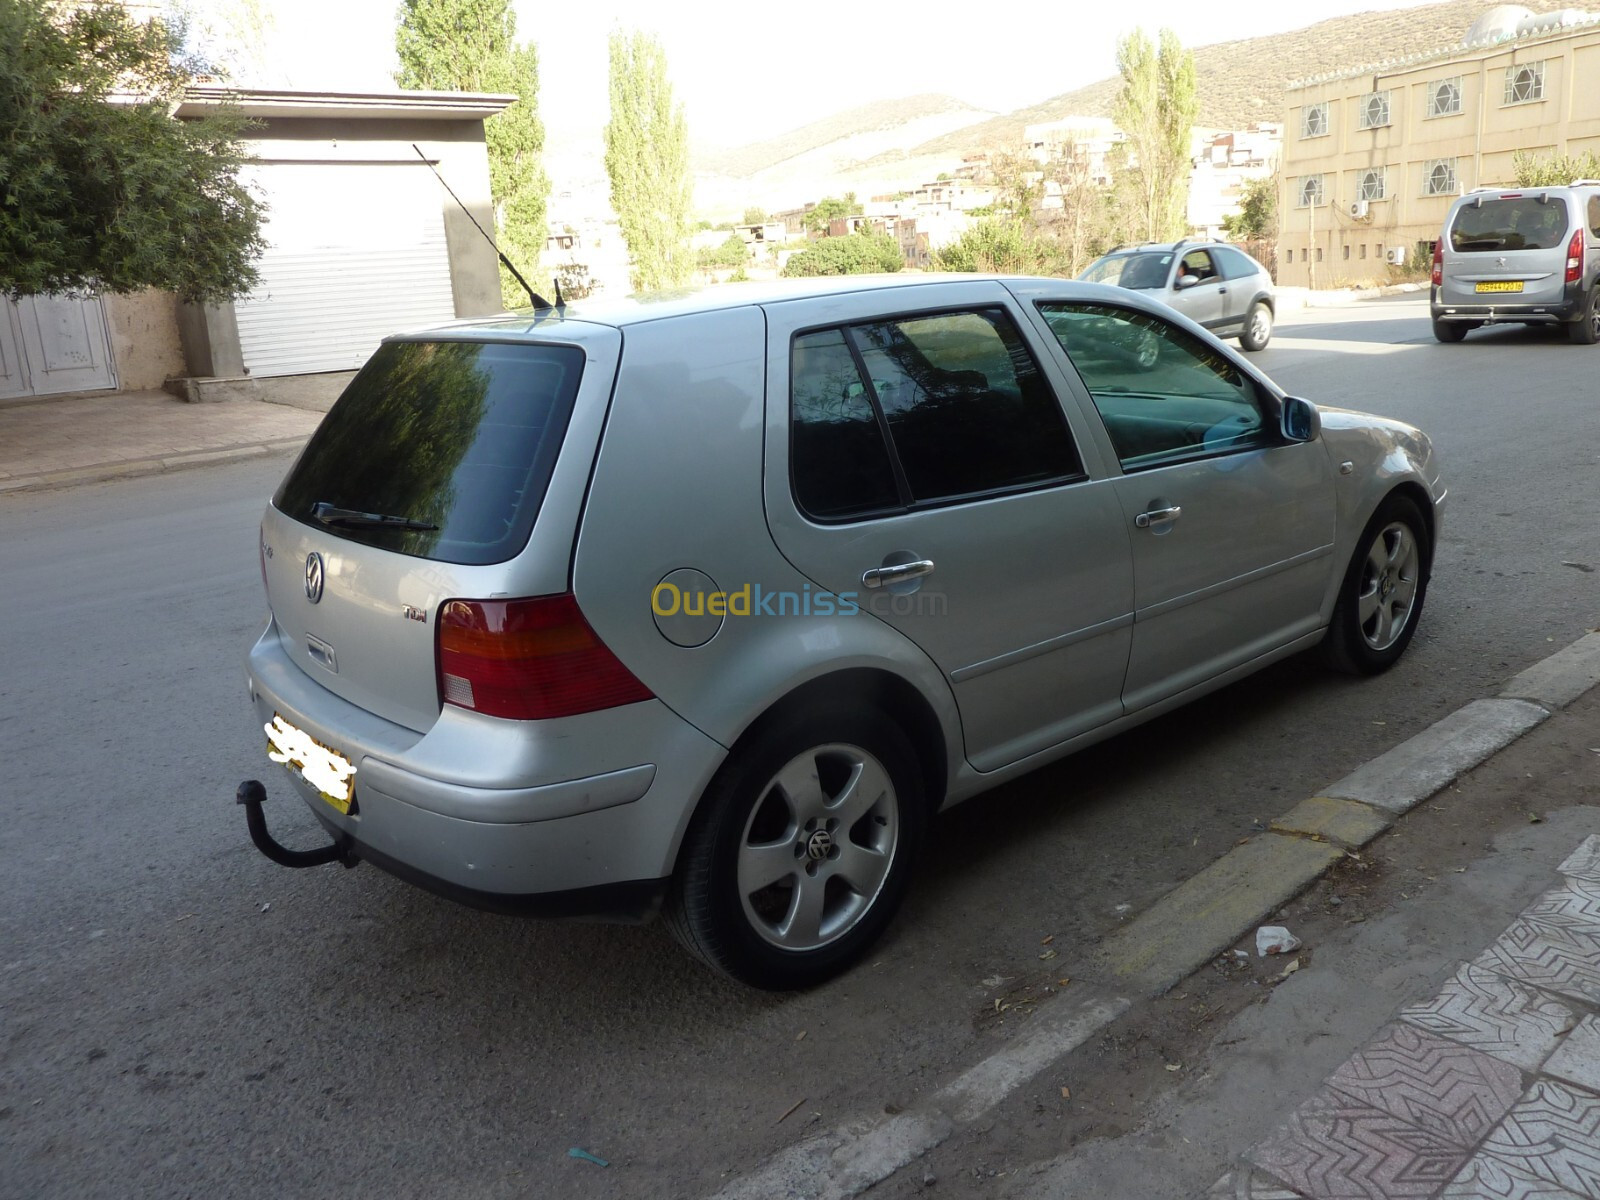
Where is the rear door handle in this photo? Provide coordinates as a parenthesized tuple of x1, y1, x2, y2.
(1135, 506, 1182, 529)
(861, 559, 935, 589)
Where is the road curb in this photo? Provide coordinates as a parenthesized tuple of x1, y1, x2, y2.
(0, 438, 307, 495)
(1500, 633, 1600, 711)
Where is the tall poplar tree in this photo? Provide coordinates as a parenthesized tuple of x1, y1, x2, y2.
(395, 0, 548, 307)
(1112, 27, 1198, 242)
(604, 30, 692, 292)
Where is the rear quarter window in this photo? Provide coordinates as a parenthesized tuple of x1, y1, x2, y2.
(273, 339, 584, 565)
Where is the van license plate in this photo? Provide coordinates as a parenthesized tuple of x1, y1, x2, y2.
(1475, 280, 1524, 293)
(265, 713, 357, 814)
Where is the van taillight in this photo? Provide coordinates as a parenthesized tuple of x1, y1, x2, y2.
(436, 594, 653, 720)
(1567, 229, 1585, 283)
(1431, 241, 1443, 287)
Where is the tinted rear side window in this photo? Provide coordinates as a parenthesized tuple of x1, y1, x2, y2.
(1450, 198, 1570, 251)
(274, 340, 584, 565)
(790, 328, 902, 519)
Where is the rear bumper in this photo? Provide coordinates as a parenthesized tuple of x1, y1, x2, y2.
(244, 621, 728, 907)
(1432, 287, 1584, 324)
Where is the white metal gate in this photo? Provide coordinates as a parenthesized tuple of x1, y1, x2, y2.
(0, 294, 118, 399)
(234, 162, 458, 378)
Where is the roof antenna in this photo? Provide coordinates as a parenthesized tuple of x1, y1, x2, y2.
(411, 144, 549, 310)
(553, 276, 565, 310)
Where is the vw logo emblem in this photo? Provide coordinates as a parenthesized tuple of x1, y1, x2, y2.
(805, 829, 834, 861)
(304, 552, 325, 604)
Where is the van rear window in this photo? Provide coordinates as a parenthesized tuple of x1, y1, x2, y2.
(1450, 198, 1570, 252)
(274, 340, 584, 565)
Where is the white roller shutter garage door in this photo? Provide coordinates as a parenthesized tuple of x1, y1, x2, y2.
(235, 162, 459, 377)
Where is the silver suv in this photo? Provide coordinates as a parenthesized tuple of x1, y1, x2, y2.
(239, 276, 1443, 989)
(1078, 240, 1277, 350)
(1431, 182, 1600, 343)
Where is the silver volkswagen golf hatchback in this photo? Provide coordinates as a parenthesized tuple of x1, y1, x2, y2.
(240, 275, 1444, 989)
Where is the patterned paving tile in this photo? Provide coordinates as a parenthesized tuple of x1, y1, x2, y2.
(1326, 1021, 1525, 1146)
(1559, 838, 1600, 888)
(1473, 921, 1600, 1007)
(1442, 1151, 1589, 1199)
(1246, 1089, 1471, 1199)
(1545, 1019, 1600, 1096)
(1401, 958, 1577, 1072)
(1477, 1079, 1600, 1199)
(1523, 882, 1600, 938)
(1207, 1165, 1305, 1198)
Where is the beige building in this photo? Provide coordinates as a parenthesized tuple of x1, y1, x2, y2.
(1280, 7, 1600, 287)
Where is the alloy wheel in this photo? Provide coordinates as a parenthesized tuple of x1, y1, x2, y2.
(1355, 521, 1421, 652)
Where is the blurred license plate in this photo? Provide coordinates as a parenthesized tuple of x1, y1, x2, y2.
(1475, 280, 1524, 293)
(265, 713, 357, 814)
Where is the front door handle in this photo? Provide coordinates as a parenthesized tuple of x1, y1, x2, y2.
(1134, 505, 1182, 529)
(861, 559, 935, 589)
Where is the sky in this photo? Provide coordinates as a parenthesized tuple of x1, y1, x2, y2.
(230, 0, 1455, 149)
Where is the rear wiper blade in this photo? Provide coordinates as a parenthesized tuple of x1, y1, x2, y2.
(311, 502, 438, 532)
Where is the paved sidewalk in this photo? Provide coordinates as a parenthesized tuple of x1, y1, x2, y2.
(1217, 835, 1600, 1200)
(0, 390, 321, 494)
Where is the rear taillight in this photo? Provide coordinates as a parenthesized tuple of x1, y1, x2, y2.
(1567, 228, 1585, 284)
(436, 594, 653, 721)
(1431, 240, 1443, 287)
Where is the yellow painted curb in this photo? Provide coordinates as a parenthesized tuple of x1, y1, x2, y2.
(1101, 833, 1343, 994)
(1270, 795, 1393, 849)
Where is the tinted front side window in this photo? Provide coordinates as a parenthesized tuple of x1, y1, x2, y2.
(1039, 303, 1269, 471)
(274, 340, 583, 565)
(850, 308, 1082, 502)
(1214, 247, 1259, 280)
(1450, 197, 1571, 251)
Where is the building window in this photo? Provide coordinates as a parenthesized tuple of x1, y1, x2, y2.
(1504, 61, 1546, 105)
(1358, 91, 1391, 130)
(1424, 158, 1458, 196)
(1427, 77, 1462, 118)
(1360, 244, 1368, 259)
(1297, 175, 1326, 207)
(1286, 249, 1294, 264)
(1343, 245, 1351, 260)
(1316, 248, 1324, 262)
(1358, 168, 1387, 201)
(1301, 102, 1329, 139)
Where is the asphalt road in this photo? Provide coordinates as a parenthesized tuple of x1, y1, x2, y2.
(2, 297, 1597, 1200)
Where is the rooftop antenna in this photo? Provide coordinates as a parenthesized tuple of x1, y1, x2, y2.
(553, 276, 565, 310)
(411, 144, 549, 310)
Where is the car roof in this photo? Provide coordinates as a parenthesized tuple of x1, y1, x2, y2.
(395, 273, 1124, 339)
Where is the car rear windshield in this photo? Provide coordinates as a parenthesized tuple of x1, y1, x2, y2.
(1450, 197, 1570, 252)
(1080, 252, 1172, 290)
(273, 339, 585, 565)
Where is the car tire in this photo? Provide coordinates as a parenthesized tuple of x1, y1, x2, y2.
(1238, 302, 1273, 351)
(1567, 287, 1600, 344)
(1432, 319, 1468, 343)
(666, 704, 926, 990)
(1320, 493, 1431, 676)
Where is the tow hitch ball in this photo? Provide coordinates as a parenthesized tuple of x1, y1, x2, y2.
(235, 780, 358, 869)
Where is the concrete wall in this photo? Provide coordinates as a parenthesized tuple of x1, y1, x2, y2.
(103, 290, 184, 391)
(1281, 21, 1600, 287)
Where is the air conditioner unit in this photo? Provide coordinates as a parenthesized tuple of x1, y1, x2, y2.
(1385, 246, 1408, 265)
(1348, 200, 1370, 219)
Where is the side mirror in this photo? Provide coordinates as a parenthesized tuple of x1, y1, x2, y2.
(1175, 273, 1198, 289)
(1281, 395, 1321, 442)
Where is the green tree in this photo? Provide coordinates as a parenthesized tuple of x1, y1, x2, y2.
(802, 193, 859, 235)
(1222, 174, 1277, 239)
(1112, 27, 1198, 241)
(1513, 149, 1600, 186)
(933, 218, 1069, 276)
(0, 0, 264, 301)
(741, 205, 767, 226)
(782, 231, 902, 277)
(697, 233, 748, 271)
(395, 0, 548, 307)
(604, 29, 693, 291)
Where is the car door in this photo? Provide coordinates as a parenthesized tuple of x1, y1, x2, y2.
(1165, 249, 1228, 329)
(1211, 247, 1261, 331)
(762, 281, 1135, 773)
(1026, 298, 1337, 711)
